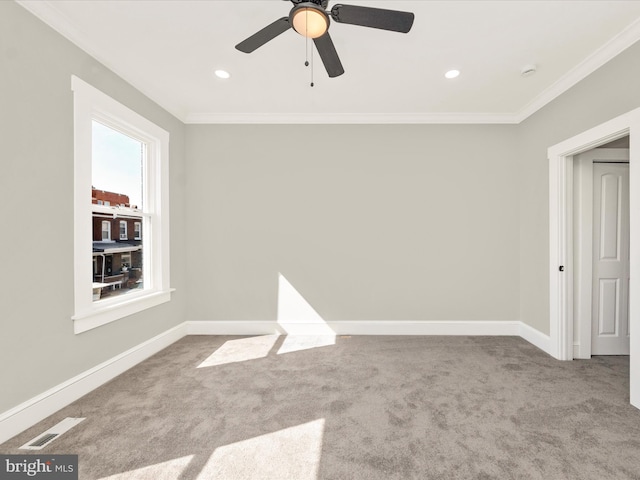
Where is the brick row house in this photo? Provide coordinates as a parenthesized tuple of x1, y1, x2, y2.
(92, 188, 143, 296)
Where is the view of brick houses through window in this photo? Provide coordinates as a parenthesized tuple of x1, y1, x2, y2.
(92, 188, 143, 300)
(91, 119, 145, 302)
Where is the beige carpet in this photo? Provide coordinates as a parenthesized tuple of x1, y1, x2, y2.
(2, 335, 640, 479)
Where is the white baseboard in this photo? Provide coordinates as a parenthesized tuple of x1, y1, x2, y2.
(187, 320, 280, 335)
(1, 319, 552, 445)
(0, 322, 187, 445)
(186, 320, 522, 336)
(333, 320, 521, 336)
(519, 322, 552, 356)
(189, 320, 550, 353)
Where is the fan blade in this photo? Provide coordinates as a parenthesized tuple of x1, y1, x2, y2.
(235, 17, 291, 53)
(330, 4, 414, 33)
(313, 32, 344, 78)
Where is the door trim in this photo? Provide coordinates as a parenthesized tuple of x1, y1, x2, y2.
(548, 107, 640, 409)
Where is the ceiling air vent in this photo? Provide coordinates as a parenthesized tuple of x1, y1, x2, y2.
(19, 417, 85, 450)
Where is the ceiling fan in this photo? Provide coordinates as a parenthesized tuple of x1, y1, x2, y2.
(235, 0, 415, 78)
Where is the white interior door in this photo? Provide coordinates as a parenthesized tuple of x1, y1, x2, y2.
(592, 162, 630, 355)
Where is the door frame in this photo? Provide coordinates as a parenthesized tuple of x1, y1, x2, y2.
(574, 150, 630, 359)
(548, 107, 640, 408)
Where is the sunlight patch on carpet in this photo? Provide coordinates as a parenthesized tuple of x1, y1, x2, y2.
(197, 335, 279, 368)
(197, 419, 325, 480)
(97, 455, 194, 480)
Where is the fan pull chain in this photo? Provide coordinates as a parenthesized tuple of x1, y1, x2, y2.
(304, 40, 314, 87)
(304, 12, 309, 67)
(304, 48, 314, 87)
(310, 42, 314, 87)
(303, 9, 314, 87)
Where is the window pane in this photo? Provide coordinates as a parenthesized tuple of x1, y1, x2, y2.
(92, 121, 145, 301)
(101, 221, 110, 240)
(92, 120, 143, 210)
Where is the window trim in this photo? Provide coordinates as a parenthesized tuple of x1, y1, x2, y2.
(72, 75, 172, 334)
(134, 221, 142, 240)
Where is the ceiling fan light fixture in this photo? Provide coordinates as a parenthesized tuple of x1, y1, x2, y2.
(235, 1, 414, 79)
(290, 4, 329, 39)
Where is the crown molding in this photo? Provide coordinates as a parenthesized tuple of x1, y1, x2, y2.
(184, 112, 519, 124)
(515, 17, 640, 123)
(17, 1, 640, 126)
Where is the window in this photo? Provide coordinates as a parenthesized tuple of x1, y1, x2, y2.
(119, 220, 127, 240)
(101, 221, 111, 241)
(72, 76, 172, 334)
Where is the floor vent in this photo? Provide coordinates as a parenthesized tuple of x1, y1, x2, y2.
(28, 433, 59, 448)
(20, 417, 85, 450)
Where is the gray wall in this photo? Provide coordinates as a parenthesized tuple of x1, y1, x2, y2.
(185, 124, 520, 322)
(517, 40, 640, 334)
(0, 2, 187, 412)
(186, 40, 640, 332)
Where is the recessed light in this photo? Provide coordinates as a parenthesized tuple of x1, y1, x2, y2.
(214, 69, 231, 79)
(445, 70, 460, 79)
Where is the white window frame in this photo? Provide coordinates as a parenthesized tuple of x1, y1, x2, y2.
(134, 221, 142, 240)
(101, 220, 111, 241)
(119, 220, 128, 240)
(72, 75, 172, 334)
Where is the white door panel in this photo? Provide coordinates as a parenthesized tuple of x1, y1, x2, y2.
(597, 278, 618, 335)
(599, 174, 622, 260)
(592, 163, 630, 355)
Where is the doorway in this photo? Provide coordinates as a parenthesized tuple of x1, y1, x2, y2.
(573, 145, 630, 358)
(547, 106, 640, 409)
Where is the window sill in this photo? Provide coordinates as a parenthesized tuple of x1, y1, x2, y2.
(72, 288, 175, 334)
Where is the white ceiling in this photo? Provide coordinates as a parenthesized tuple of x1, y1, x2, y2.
(18, 0, 640, 124)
